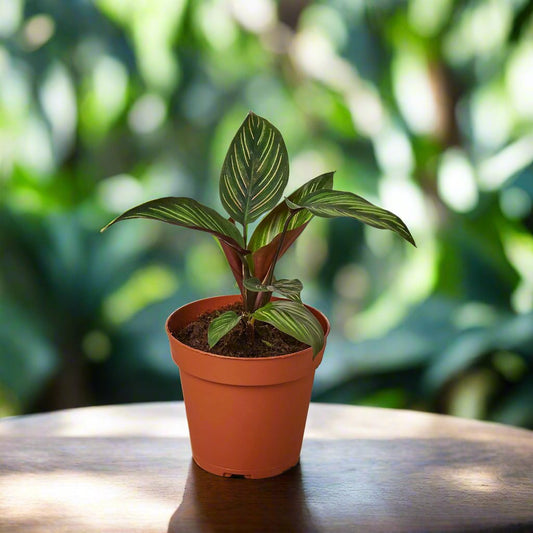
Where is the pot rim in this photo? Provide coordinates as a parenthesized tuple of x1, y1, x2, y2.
(165, 294, 330, 362)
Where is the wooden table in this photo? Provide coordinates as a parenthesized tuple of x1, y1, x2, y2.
(0, 402, 532, 532)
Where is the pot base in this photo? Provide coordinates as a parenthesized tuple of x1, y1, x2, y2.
(193, 455, 300, 479)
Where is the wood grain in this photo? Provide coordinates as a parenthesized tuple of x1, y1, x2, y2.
(1, 403, 532, 532)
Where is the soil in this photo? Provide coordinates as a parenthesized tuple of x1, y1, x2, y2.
(173, 303, 309, 358)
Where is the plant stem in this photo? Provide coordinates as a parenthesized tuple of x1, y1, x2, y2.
(248, 316, 255, 345)
(240, 224, 257, 312)
(255, 209, 300, 309)
(237, 251, 257, 313)
(239, 253, 252, 312)
(264, 210, 298, 286)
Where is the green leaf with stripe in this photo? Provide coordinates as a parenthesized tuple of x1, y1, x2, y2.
(287, 189, 416, 247)
(100, 197, 245, 251)
(244, 277, 303, 302)
(208, 311, 242, 348)
(252, 300, 324, 357)
(249, 172, 334, 252)
(219, 112, 289, 225)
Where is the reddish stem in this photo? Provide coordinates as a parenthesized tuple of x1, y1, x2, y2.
(254, 209, 300, 310)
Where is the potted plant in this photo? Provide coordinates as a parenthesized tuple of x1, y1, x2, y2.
(101, 112, 415, 478)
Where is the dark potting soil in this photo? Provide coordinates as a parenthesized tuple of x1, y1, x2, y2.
(174, 303, 309, 358)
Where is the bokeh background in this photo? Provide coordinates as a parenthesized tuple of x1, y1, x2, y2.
(1, 0, 533, 427)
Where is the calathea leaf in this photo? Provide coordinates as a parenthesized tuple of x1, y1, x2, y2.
(219, 112, 289, 225)
(208, 311, 242, 348)
(252, 300, 324, 357)
(243, 277, 271, 292)
(101, 197, 246, 252)
(244, 277, 303, 302)
(272, 279, 304, 301)
(248, 172, 334, 252)
(286, 189, 416, 247)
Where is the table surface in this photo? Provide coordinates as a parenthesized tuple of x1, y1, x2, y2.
(0, 402, 532, 533)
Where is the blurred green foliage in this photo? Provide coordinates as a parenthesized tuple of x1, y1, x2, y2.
(1, 0, 532, 427)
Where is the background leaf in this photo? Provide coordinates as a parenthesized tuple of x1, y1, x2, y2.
(252, 300, 324, 356)
(219, 112, 289, 225)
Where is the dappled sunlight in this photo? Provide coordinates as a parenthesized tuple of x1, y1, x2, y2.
(0, 403, 190, 438)
(103, 265, 180, 325)
(82, 54, 128, 137)
(437, 148, 478, 213)
(39, 63, 77, 160)
(507, 41, 533, 118)
(379, 176, 428, 231)
(471, 83, 513, 151)
(478, 133, 533, 190)
(0, 471, 178, 532)
(393, 48, 440, 137)
(304, 403, 533, 443)
(505, 231, 533, 313)
(291, 26, 385, 137)
(23, 14, 55, 49)
(2, 404, 532, 531)
(439, 466, 503, 493)
(229, 0, 275, 33)
(128, 93, 167, 135)
(97, 173, 144, 213)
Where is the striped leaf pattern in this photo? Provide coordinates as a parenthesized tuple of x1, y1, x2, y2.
(220, 112, 289, 225)
(101, 197, 245, 251)
(249, 172, 334, 252)
(243, 277, 303, 302)
(288, 190, 416, 247)
(252, 300, 324, 357)
(208, 311, 242, 348)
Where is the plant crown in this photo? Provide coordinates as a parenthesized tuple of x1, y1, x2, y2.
(101, 112, 415, 357)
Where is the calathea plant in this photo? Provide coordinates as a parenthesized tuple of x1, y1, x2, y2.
(101, 112, 415, 357)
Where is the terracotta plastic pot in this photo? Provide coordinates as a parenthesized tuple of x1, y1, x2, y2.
(166, 294, 330, 479)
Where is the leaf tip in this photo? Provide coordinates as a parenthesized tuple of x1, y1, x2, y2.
(100, 215, 121, 233)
